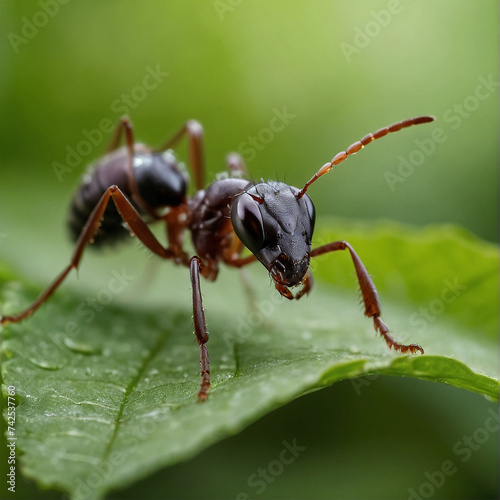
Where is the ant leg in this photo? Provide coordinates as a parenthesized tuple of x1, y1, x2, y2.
(106, 116, 134, 153)
(310, 241, 424, 355)
(1, 186, 172, 326)
(155, 120, 205, 191)
(164, 205, 191, 266)
(101, 117, 148, 213)
(190, 256, 211, 401)
(222, 235, 257, 269)
(223, 254, 256, 268)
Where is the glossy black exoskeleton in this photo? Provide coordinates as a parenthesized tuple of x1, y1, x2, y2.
(1, 115, 435, 400)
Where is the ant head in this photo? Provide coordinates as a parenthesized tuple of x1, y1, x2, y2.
(133, 151, 187, 208)
(231, 181, 315, 287)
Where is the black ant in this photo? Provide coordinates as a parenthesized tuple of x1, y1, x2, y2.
(0, 115, 435, 400)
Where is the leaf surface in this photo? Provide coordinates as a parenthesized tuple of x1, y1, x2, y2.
(1, 219, 498, 499)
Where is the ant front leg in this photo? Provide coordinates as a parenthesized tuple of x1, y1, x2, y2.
(310, 241, 424, 355)
(190, 256, 211, 401)
(1, 186, 172, 326)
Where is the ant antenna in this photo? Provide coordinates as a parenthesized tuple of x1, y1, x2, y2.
(296, 115, 435, 199)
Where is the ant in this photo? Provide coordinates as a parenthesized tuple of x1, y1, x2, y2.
(0, 114, 434, 401)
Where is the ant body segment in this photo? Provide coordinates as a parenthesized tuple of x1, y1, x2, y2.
(0, 115, 434, 400)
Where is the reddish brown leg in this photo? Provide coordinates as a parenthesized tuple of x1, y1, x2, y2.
(155, 120, 205, 190)
(164, 204, 191, 266)
(190, 256, 211, 401)
(106, 116, 134, 153)
(222, 251, 257, 269)
(1, 186, 172, 326)
(103, 117, 155, 216)
(311, 241, 424, 355)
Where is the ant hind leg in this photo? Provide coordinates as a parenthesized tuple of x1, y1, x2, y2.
(1, 186, 172, 326)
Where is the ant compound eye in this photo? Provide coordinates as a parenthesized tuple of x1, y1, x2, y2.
(302, 194, 316, 234)
(231, 193, 266, 254)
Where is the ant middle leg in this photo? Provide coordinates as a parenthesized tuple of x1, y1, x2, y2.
(310, 241, 424, 355)
(107, 117, 206, 192)
(103, 117, 145, 207)
(1, 186, 173, 326)
(190, 256, 211, 401)
(189, 252, 256, 400)
(106, 116, 135, 154)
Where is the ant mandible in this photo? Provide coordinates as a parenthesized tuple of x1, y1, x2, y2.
(0, 114, 434, 401)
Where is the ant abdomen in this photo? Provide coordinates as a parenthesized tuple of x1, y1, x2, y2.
(68, 148, 135, 245)
(133, 150, 187, 209)
(68, 145, 188, 246)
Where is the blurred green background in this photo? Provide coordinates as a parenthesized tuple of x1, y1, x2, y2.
(0, 1, 498, 499)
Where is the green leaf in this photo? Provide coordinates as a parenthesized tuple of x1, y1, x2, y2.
(1, 219, 498, 499)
